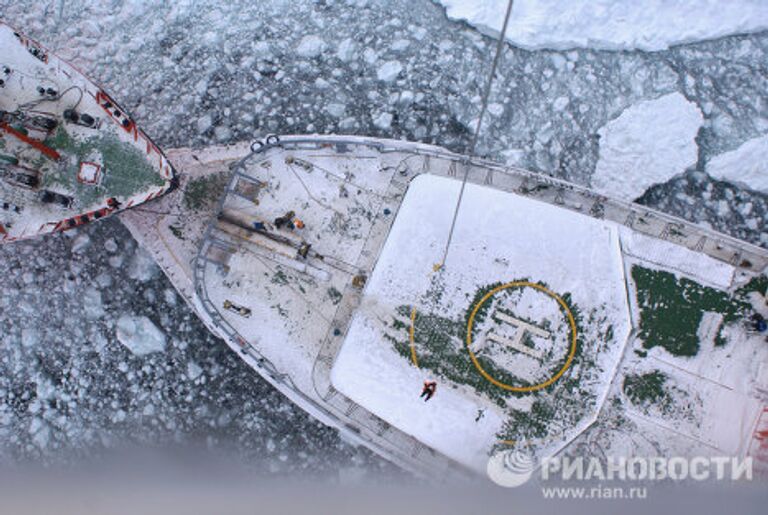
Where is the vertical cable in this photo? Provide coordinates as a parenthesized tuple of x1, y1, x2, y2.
(436, 0, 515, 271)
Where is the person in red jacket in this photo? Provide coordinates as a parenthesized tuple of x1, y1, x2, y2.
(420, 380, 437, 402)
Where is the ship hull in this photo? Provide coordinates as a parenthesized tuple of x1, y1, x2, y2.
(0, 21, 176, 243)
(123, 135, 768, 479)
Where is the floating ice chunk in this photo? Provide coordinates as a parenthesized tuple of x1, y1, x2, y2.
(706, 134, 768, 194)
(108, 254, 124, 268)
(252, 40, 270, 55)
(398, 91, 414, 105)
(552, 96, 569, 111)
(127, 247, 159, 282)
(104, 238, 118, 253)
(373, 112, 393, 130)
(21, 328, 39, 348)
(187, 361, 203, 381)
(716, 200, 730, 217)
(30, 417, 50, 449)
(339, 117, 356, 131)
(95, 272, 113, 288)
(195, 78, 209, 96)
(83, 286, 105, 320)
(336, 38, 355, 62)
(592, 92, 702, 201)
(437, 0, 768, 51)
(214, 126, 231, 142)
(550, 54, 567, 71)
(390, 39, 410, 52)
(91, 331, 108, 352)
(163, 288, 177, 306)
(296, 35, 326, 58)
(71, 233, 91, 253)
(36, 378, 56, 401)
(115, 315, 166, 356)
(143, 288, 156, 304)
(376, 60, 403, 82)
(201, 31, 219, 46)
(325, 103, 346, 118)
(197, 114, 213, 134)
(363, 48, 378, 64)
(487, 103, 504, 117)
(501, 149, 525, 166)
(80, 20, 102, 39)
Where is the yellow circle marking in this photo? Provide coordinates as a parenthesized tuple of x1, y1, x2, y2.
(466, 281, 578, 393)
(409, 306, 419, 368)
(497, 439, 538, 447)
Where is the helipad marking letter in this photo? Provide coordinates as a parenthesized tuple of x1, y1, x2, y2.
(495, 312, 551, 339)
(484, 311, 549, 360)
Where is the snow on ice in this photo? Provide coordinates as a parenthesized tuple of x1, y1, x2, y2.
(296, 35, 327, 58)
(83, 286, 106, 320)
(71, 232, 92, 253)
(706, 134, 768, 194)
(438, 0, 768, 51)
(373, 112, 394, 130)
(592, 93, 703, 201)
(20, 328, 40, 349)
(187, 361, 204, 381)
(336, 38, 355, 62)
(115, 315, 167, 356)
(127, 246, 160, 282)
(377, 60, 403, 82)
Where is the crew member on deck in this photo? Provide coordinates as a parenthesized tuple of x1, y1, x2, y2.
(274, 210, 295, 230)
(420, 380, 437, 402)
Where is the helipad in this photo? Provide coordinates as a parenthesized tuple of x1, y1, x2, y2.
(330, 173, 632, 470)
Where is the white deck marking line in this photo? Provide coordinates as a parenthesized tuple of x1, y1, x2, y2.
(494, 312, 551, 339)
(487, 332, 544, 360)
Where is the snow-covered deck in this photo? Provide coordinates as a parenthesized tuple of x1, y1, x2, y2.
(123, 135, 768, 479)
